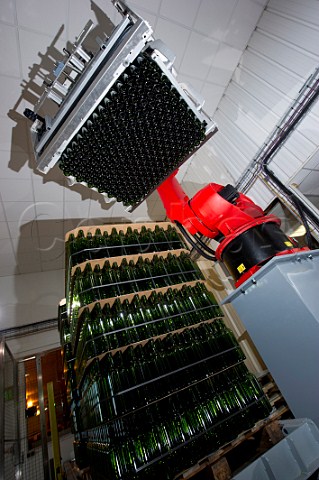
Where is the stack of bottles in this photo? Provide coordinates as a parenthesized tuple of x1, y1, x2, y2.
(66, 224, 184, 268)
(64, 223, 185, 301)
(58, 301, 75, 389)
(71, 251, 202, 305)
(58, 53, 207, 207)
(59, 222, 272, 480)
(74, 283, 222, 381)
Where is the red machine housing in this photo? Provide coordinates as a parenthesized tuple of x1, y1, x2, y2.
(157, 170, 306, 286)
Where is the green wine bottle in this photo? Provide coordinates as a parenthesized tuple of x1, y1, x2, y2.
(82, 262, 94, 290)
(119, 258, 138, 294)
(109, 261, 122, 295)
(152, 255, 169, 288)
(91, 303, 110, 354)
(122, 298, 139, 344)
(106, 227, 118, 258)
(153, 224, 168, 251)
(124, 226, 138, 255)
(92, 228, 105, 257)
(101, 261, 118, 298)
(195, 282, 223, 317)
(139, 225, 152, 254)
(166, 224, 184, 249)
(65, 232, 75, 264)
(135, 257, 153, 291)
(102, 231, 111, 257)
(75, 229, 87, 263)
(178, 252, 203, 281)
(102, 303, 118, 350)
(166, 253, 185, 284)
(112, 298, 130, 346)
(140, 295, 158, 338)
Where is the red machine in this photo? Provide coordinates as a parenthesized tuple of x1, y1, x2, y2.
(157, 170, 307, 287)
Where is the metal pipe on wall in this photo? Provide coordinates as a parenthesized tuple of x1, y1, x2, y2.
(0, 337, 5, 480)
(47, 382, 62, 480)
(12, 349, 21, 480)
(36, 354, 50, 480)
(235, 67, 319, 238)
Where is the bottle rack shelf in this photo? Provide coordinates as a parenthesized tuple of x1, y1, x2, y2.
(78, 279, 206, 315)
(73, 280, 219, 373)
(75, 314, 227, 386)
(65, 222, 179, 241)
(77, 365, 271, 480)
(65, 222, 186, 287)
(79, 340, 245, 414)
(67, 248, 203, 340)
(59, 221, 272, 480)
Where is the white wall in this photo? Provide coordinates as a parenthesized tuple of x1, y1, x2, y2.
(48, 432, 75, 469)
(7, 330, 60, 358)
(0, 269, 64, 330)
(182, 0, 319, 210)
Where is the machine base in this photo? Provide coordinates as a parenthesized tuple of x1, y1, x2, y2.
(219, 222, 298, 285)
(233, 419, 319, 480)
(224, 249, 319, 429)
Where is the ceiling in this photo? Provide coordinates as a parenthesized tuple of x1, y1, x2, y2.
(0, 0, 269, 277)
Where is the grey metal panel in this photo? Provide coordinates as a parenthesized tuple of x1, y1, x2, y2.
(224, 249, 319, 428)
(233, 418, 319, 480)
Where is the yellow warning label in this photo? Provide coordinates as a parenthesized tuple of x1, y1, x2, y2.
(284, 241, 293, 247)
(237, 263, 246, 274)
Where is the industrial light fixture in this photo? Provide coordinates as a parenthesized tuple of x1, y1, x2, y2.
(289, 224, 307, 238)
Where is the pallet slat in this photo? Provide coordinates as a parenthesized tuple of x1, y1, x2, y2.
(174, 376, 292, 480)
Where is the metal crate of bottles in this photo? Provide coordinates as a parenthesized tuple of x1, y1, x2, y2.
(26, 1, 217, 209)
(59, 222, 272, 479)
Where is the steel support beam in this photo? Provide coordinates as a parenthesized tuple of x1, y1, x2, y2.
(0, 337, 5, 480)
(36, 354, 50, 480)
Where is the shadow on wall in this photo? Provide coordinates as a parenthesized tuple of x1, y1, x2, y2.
(8, 198, 165, 333)
(181, 180, 206, 199)
(7, 1, 115, 203)
(2, 0, 200, 337)
(15, 212, 169, 275)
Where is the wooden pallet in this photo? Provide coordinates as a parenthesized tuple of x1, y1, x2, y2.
(174, 371, 292, 480)
(64, 461, 92, 480)
(70, 371, 291, 480)
(174, 409, 288, 480)
(259, 370, 290, 415)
